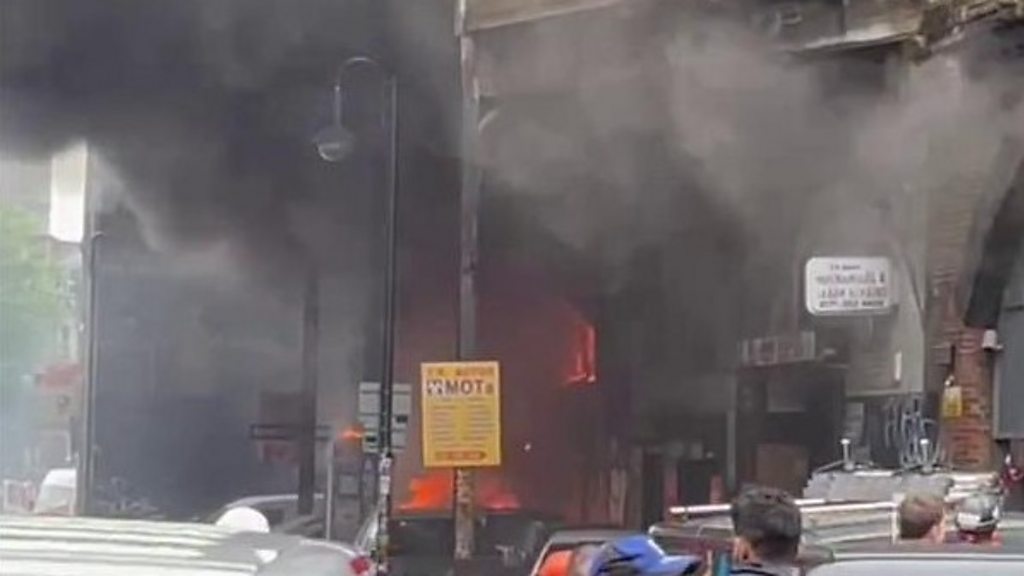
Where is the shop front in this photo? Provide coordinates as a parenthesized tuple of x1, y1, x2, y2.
(734, 331, 847, 494)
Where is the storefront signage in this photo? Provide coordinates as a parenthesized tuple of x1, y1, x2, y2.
(805, 257, 893, 316)
(421, 361, 502, 468)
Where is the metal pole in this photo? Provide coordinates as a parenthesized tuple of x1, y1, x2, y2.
(374, 74, 400, 575)
(78, 231, 103, 515)
(455, 31, 482, 566)
(325, 430, 337, 540)
(324, 55, 397, 568)
(298, 265, 320, 515)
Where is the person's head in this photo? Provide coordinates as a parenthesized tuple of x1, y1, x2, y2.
(955, 493, 1001, 541)
(730, 485, 801, 565)
(898, 493, 947, 543)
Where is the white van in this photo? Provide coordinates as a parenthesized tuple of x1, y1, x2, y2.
(33, 468, 76, 515)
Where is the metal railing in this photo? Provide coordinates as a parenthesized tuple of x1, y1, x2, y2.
(668, 499, 828, 519)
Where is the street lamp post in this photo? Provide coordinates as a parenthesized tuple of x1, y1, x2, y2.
(78, 231, 104, 516)
(315, 56, 398, 572)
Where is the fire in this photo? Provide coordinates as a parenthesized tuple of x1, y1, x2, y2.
(480, 487, 521, 511)
(398, 470, 521, 511)
(566, 308, 597, 386)
(339, 426, 364, 442)
(399, 470, 452, 511)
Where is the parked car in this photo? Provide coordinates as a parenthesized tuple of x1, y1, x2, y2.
(652, 505, 1024, 574)
(808, 543, 1024, 575)
(528, 528, 634, 576)
(0, 513, 373, 576)
(31, 468, 76, 516)
(205, 493, 326, 534)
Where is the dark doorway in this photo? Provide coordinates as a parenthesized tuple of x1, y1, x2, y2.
(641, 450, 664, 527)
(736, 364, 845, 493)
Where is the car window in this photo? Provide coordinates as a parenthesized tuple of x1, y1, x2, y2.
(545, 542, 592, 555)
(531, 539, 618, 576)
(536, 549, 573, 576)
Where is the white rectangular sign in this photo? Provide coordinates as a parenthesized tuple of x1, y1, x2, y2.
(358, 382, 412, 453)
(358, 382, 412, 420)
(805, 257, 893, 315)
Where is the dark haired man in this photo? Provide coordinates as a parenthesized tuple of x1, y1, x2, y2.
(729, 486, 801, 576)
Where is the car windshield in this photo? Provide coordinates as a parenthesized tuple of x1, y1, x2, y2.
(2, 2, 1023, 576)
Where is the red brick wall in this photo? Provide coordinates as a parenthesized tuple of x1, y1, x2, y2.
(945, 327, 995, 470)
(925, 142, 1003, 470)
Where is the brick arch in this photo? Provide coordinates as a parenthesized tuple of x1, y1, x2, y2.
(939, 157, 1023, 469)
(964, 157, 1024, 328)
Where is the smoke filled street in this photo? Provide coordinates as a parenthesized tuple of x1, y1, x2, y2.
(2, 1, 1024, 576)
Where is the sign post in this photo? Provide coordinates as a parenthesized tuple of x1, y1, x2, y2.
(455, 10, 484, 566)
(421, 361, 501, 569)
(420, 362, 502, 468)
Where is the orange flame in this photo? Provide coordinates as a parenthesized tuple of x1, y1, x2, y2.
(398, 470, 521, 511)
(399, 471, 452, 511)
(566, 311, 597, 386)
(340, 426, 364, 442)
(481, 487, 521, 511)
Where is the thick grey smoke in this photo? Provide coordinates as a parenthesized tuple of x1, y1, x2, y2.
(479, 10, 1023, 307)
(1, 1, 463, 514)
(662, 21, 1023, 276)
(1, 0, 401, 296)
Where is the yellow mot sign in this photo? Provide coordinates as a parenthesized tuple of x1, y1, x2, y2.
(421, 361, 502, 468)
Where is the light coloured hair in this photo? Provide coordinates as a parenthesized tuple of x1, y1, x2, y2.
(898, 493, 946, 540)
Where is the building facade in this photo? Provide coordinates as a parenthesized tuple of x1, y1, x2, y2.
(459, 0, 1024, 523)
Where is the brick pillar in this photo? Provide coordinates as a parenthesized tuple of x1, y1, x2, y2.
(945, 327, 995, 471)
